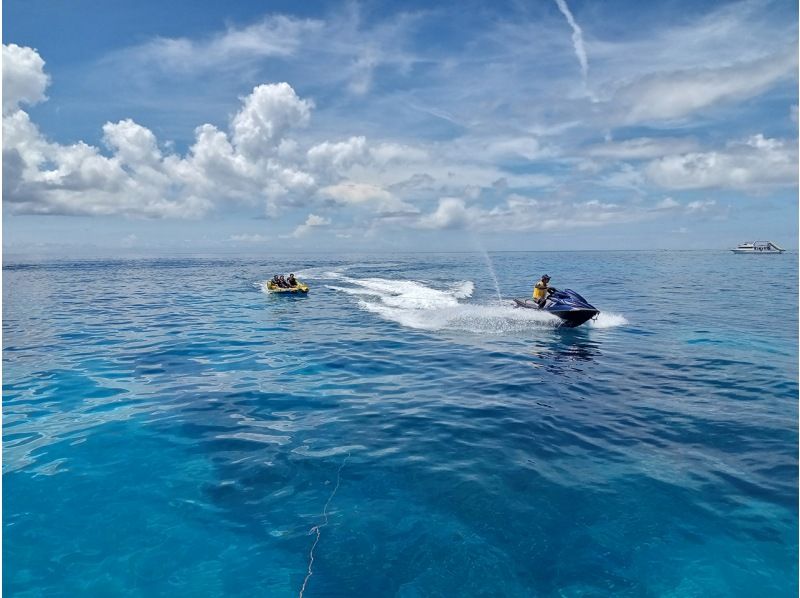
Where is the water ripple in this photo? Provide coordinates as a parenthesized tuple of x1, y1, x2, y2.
(4, 252, 797, 596)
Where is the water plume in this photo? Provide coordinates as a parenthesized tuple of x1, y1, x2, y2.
(471, 237, 502, 301)
(481, 250, 503, 302)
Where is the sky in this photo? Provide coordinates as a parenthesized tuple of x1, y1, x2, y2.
(2, 0, 798, 254)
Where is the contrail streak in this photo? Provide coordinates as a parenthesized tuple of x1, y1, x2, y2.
(554, 0, 589, 82)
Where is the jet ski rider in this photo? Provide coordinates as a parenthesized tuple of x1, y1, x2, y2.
(533, 274, 555, 307)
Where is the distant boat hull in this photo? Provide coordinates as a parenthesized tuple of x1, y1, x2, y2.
(731, 241, 785, 254)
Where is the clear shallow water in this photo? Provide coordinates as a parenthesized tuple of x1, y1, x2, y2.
(3, 251, 798, 597)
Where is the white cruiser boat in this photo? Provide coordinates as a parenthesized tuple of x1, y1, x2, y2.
(730, 241, 785, 254)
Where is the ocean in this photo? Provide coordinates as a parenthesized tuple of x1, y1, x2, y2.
(3, 251, 798, 596)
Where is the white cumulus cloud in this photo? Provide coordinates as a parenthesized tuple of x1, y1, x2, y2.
(103, 119, 162, 167)
(2, 44, 50, 114)
(307, 136, 368, 174)
(417, 197, 473, 230)
(231, 83, 313, 159)
(291, 213, 331, 237)
(414, 193, 651, 232)
(3, 47, 328, 218)
(4, 44, 433, 220)
(646, 134, 798, 190)
(319, 182, 417, 214)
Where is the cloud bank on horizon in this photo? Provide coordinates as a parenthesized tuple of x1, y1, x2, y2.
(3, 0, 798, 250)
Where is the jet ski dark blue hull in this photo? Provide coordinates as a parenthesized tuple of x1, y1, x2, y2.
(513, 289, 599, 328)
(546, 307, 598, 327)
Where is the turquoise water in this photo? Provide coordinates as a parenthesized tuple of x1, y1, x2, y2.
(3, 251, 798, 596)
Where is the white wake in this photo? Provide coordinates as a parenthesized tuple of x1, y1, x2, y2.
(323, 275, 626, 333)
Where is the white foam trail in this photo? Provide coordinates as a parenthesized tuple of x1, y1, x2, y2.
(327, 274, 625, 334)
(588, 312, 628, 329)
(333, 277, 473, 310)
(299, 452, 350, 598)
(324, 285, 376, 297)
(327, 275, 557, 332)
(554, 0, 589, 82)
(359, 301, 563, 332)
(293, 266, 350, 280)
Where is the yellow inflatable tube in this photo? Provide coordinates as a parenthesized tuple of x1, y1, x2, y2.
(266, 281, 309, 293)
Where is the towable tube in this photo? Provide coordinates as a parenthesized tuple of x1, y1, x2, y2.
(266, 281, 309, 293)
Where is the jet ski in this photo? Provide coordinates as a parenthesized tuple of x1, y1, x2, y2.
(513, 289, 599, 327)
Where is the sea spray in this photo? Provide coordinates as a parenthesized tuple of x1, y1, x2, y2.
(470, 238, 502, 301)
(480, 249, 503, 302)
(326, 276, 627, 333)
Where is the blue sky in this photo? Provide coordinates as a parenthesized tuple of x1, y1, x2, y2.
(3, 0, 798, 254)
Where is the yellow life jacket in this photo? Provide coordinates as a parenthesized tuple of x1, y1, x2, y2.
(533, 280, 549, 300)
